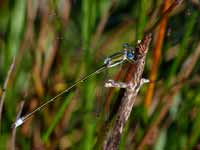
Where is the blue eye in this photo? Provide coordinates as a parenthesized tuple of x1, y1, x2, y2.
(127, 52, 134, 60)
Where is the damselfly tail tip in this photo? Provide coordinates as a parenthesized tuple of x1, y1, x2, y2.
(12, 118, 24, 128)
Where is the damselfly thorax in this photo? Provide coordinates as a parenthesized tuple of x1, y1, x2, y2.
(104, 43, 135, 68)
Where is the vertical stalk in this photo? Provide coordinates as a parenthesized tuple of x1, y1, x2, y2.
(144, 0, 171, 109)
(81, 0, 97, 149)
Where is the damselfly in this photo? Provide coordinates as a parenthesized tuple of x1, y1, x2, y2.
(13, 43, 136, 128)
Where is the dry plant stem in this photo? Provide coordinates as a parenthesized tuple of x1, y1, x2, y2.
(42, 0, 71, 81)
(59, 0, 71, 26)
(144, 0, 171, 109)
(42, 38, 58, 81)
(103, 34, 152, 150)
(138, 41, 200, 149)
(91, 0, 115, 49)
(11, 101, 25, 150)
(105, 79, 149, 89)
(178, 42, 200, 80)
(0, 57, 16, 124)
(144, 0, 183, 34)
(33, 3, 50, 97)
(104, 67, 126, 114)
(105, 79, 130, 89)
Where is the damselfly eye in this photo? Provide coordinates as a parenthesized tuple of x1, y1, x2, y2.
(127, 52, 134, 60)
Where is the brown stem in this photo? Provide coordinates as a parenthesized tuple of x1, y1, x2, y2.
(103, 34, 152, 150)
(0, 57, 16, 125)
(144, 0, 171, 109)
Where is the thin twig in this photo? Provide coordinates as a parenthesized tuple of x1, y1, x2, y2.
(103, 34, 152, 150)
(0, 57, 16, 125)
(11, 101, 25, 150)
(105, 80, 130, 89)
(105, 79, 149, 88)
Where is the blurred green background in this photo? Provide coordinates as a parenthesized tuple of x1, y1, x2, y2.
(0, 0, 200, 149)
